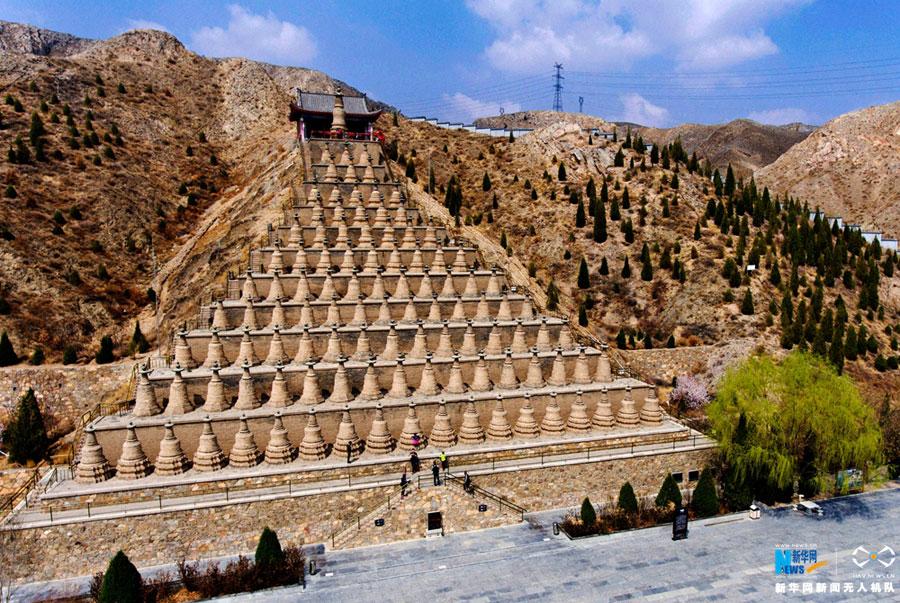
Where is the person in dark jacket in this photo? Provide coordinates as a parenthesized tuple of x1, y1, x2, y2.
(410, 451, 420, 473)
(400, 471, 408, 497)
(431, 460, 441, 486)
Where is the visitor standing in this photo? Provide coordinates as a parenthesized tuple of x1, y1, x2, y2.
(400, 471, 408, 498)
(440, 450, 448, 473)
(410, 451, 420, 473)
(431, 460, 441, 486)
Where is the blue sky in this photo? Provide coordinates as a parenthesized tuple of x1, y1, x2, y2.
(3, 0, 898, 126)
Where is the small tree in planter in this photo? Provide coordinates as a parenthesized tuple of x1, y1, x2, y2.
(617, 482, 638, 514)
(255, 527, 284, 568)
(98, 550, 142, 603)
(580, 496, 597, 527)
(655, 473, 683, 509)
(692, 469, 719, 517)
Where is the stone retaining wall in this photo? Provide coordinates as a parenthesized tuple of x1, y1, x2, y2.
(619, 338, 758, 386)
(0, 363, 134, 429)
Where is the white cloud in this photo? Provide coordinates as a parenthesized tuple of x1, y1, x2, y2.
(190, 4, 316, 64)
(747, 107, 816, 125)
(467, 0, 810, 73)
(618, 93, 669, 126)
(443, 92, 522, 122)
(123, 19, 170, 33)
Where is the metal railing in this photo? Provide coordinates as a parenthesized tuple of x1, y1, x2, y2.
(329, 477, 417, 549)
(444, 472, 526, 520)
(0, 467, 41, 521)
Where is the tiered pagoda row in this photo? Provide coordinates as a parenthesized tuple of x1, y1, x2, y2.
(76, 136, 668, 484)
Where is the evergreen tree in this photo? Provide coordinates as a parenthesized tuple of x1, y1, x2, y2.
(405, 161, 417, 182)
(844, 326, 858, 361)
(427, 164, 435, 193)
(622, 218, 634, 244)
(713, 169, 723, 197)
(129, 321, 150, 354)
(4, 387, 49, 464)
(692, 469, 719, 517)
(577, 258, 591, 289)
(62, 345, 78, 365)
(655, 473, 683, 508)
(95, 335, 115, 364)
(508, 130, 514, 143)
(769, 262, 781, 286)
(724, 164, 736, 197)
(666, 335, 676, 348)
(616, 328, 627, 348)
(621, 256, 632, 278)
(29, 347, 45, 365)
(578, 302, 588, 326)
(671, 173, 679, 189)
(741, 289, 754, 315)
(600, 180, 608, 205)
(580, 496, 597, 526)
(613, 148, 625, 167)
(530, 188, 537, 200)
(650, 144, 659, 165)
(641, 255, 653, 281)
(610, 198, 620, 221)
(621, 186, 630, 209)
(557, 162, 567, 181)
(575, 199, 586, 227)
(98, 551, 142, 603)
(643, 332, 653, 349)
(255, 527, 285, 568)
(0, 331, 17, 366)
(593, 202, 607, 243)
(546, 280, 560, 310)
(693, 221, 701, 240)
(830, 323, 845, 373)
(599, 256, 609, 275)
(661, 146, 670, 169)
(812, 323, 828, 357)
(617, 481, 638, 513)
(482, 172, 492, 191)
(623, 128, 632, 148)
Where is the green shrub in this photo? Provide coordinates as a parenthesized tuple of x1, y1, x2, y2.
(255, 527, 284, 568)
(4, 388, 49, 464)
(655, 473, 682, 508)
(692, 468, 719, 517)
(29, 347, 45, 365)
(98, 550, 142, 603)
(62, 345, 78, 365)
(580, 496, 596, 526)
(95, 335, 115, 364)
(617, 482, 638, 513)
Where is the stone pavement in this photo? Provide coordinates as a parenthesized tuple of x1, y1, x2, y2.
(215, 486, 900, 602)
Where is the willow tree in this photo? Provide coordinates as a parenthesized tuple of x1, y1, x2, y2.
(708, 351, 881, 503)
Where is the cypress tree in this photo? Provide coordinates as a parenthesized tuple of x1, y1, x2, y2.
(616, 328, 627, 348)
(593, 202, 607, 242)
(661, 146, 670, 170)
(255, 527, 285, 568)
(769, 262, 781, 286)
(580, 496, 596, 526)
(610, 198, 620, 221)
(641, 255, 653, 281)
(599, 256, 609, 275)
(621, 256, 632, 278)
(655, 473, 682, 508)
(623, 128, 632, 148)
(671, 173, 679, 189)
(622, 218, 634, 244)
(666, 335, 676, 348)
(0, 331, 17, 366)
(741, 289, 754, 315)
(62, 345, 78, 365)
(5, 387, 49, 464)
(724, 164, 736, 197)
(546, 280, 560, 310)
(98, 551, 142, 603)
(693, 221, 701, 240)
(508, 130, 514, 142)
(643, 332, 653, 349)
(405, 161, 417, 182)
(428, 164, 435, 193)
(713, 169, 723, 197)
(621, 186, 630, 210)
(95, 335, 115, 364)
(129, 321, 150, 354)
(578, 302, 588, 326)
(830, 323, 845, 373)
(618, 481, 638, 513)
(844, 326, 858, 361)
(614, 148, 625, 167)
(575, 199, 586, 227)
(482, 172, 492, 191)
(692, 469, 719, 517)
(650, 144, 659, 165)
(558, 162, 567, 181)
(29, 347, 45, 365)
(530, 188, 537, 200)
(600, 180, 608, 205)
(577, 258, 591, 289)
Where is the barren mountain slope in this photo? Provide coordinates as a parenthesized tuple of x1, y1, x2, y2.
(382, 115, 900, 398)
(474, 110, 615, 132)
(636, 119, 814, 178)
(0, 25, 354, 363)
(756, 102, 900, 234)
(0, 20, 96, 56)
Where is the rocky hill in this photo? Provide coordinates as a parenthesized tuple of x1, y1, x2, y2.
(382, 114, 900, 400)
(0, 23, 366, 363)
(756, 101, 900, 234)
(634, 119, 815, 178)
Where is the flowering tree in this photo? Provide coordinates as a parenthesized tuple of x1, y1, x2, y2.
(669, 375, 709, 413)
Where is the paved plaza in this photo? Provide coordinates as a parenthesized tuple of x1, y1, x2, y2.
(220, 486, 900, 602)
